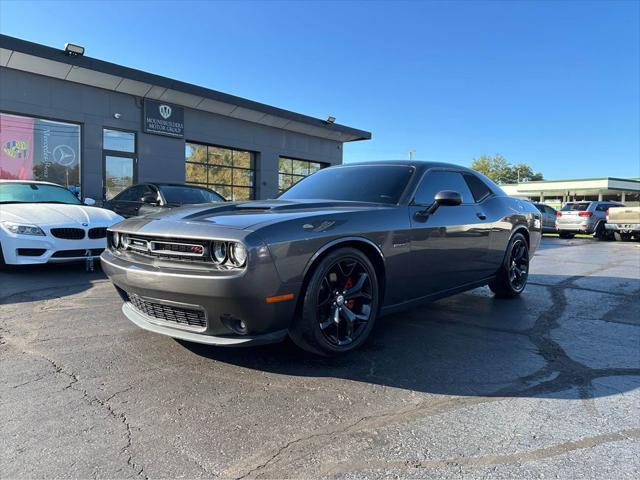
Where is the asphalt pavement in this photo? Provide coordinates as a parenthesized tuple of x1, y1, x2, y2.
(1, 237, 639, 479)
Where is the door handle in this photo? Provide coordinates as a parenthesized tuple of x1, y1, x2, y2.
(476, 212, 487, 220)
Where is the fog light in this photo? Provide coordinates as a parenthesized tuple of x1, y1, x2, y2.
(220, 314, 248, 335)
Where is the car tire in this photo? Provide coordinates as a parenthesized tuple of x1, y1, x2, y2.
(558, 232, 574, 239)
(289, 247, 380, 356)
(489, 232, 529, 299)
(594, 222, 611, 241)
(614, 232, 632, 242)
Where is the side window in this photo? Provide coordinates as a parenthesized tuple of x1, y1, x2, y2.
(414, 171, 474, 205)
(595, 204, 609, 212)
(117, 185, 144, 202)
(463, 174, 493, 202)
(545, 206, 555, 215)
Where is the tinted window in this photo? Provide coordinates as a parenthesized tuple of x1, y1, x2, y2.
(0, 182, 81, 205)
(464, 174, 493, 202)
(534, 204, 545, 213)
(159, 185, 225, 204)
(545, 206, 556, 214)
(115, 185, 145, 202)
(414, 171, 474, 205)
(561, 203, 590, 211)
(279, 166, 414, 204)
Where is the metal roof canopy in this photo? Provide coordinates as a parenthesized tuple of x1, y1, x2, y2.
(0, 35, 372, 143)
(502, 177, 640, 194)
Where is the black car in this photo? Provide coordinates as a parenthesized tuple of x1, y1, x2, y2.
(102, 161, 541, 356)
(103, 183, 225, 218)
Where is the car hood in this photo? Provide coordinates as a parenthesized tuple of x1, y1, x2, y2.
(114, 199, 387, 234)
(0, 203, 123, 226)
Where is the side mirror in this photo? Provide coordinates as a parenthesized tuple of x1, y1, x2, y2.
(417, 190, 462, 218)
(84, 197, 96, 206)
(141, 193, 159, 205)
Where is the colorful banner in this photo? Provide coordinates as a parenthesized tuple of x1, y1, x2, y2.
(0, 113, 80, 192)
(0, 114, 34, 180)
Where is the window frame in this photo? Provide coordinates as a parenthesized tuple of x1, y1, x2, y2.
(185, 141, 255, 201)
(411, 168, 477, 207)
(102, 127, 138, 200)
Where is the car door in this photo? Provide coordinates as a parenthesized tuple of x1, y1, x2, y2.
(408, 169, 492, 299)
(112, 185, 146, 218)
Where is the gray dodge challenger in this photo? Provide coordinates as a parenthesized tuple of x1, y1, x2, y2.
(101, 161, 541, 355)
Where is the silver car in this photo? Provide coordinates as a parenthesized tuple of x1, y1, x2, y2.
(556, 201, 624, 239)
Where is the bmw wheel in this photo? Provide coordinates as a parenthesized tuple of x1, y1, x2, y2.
(489, 233, 529, 299)
(290, 247, 379, 356)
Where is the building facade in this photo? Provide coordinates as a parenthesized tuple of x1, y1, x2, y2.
(501, 177, 640, 208)
(0, 35, 371, 202)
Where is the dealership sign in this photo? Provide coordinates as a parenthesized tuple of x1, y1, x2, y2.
(143, 99, 184, 137)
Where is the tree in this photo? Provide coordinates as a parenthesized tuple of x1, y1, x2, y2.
(471, 155, 543, 184)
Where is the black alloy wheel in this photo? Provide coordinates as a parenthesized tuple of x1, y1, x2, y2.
(290, 247, 379, 356)
(316, 258, 374, 347)
(507, 238, 529, 293)
(489, 232, 529, 298)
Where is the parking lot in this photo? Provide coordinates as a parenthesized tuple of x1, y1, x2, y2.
(1, 236, 639, 479)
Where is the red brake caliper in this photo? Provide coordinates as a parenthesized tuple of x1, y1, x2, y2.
(344, 277, 355, 309)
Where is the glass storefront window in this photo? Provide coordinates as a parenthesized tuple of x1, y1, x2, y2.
(185, 142, 255, 200)
(103, 129, 135, 152)
(104, 155, 135, 200)
(278, 157, 325, 193)
(1, 112, 81, 195)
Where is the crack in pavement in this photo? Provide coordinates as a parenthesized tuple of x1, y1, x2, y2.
(229, 268, 640, 479)
(1, 336, 148, 479)
(320, 428, 640, 475)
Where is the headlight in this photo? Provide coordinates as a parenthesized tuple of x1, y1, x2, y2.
(228, 242, 247, 267)
(112, 231, 121, 248)
(211, 241, 227, 264)
(1, 221, 45, 236)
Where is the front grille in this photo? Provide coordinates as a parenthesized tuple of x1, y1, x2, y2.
(127, 293, 206, 329)
(51, 228, 85, 240)
(17, 248, 46, 256)
(51, 248, 104, 258)
(121, 234, 210, 261)
(88, 227, 107, 239)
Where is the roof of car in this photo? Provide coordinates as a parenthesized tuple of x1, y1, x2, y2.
(333, 160, 476, 173)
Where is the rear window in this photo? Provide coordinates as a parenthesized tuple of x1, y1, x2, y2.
(561, 203, 590, 211)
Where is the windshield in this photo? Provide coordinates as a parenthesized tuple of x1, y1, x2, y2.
(561, 203, 590, 212)
(159, 185, 225, 204)
(0, 183, 82, 205)
(278, 165, 414, 204)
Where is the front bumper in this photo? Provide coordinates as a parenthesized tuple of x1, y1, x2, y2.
(100, 249, 300, 346)
(0, 233, 106, 265)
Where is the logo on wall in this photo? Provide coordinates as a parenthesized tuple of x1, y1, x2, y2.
(3, 140, 29, 159)
(53, 144, 76, 167)
(159, 104, 172, 119)
(143, 99, 184, 138)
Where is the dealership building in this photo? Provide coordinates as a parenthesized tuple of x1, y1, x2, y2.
(0, 35, 371, 201)
(501, 177, 640, 207)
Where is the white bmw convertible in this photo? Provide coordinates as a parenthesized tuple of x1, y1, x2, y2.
(0, 180, 123, 266)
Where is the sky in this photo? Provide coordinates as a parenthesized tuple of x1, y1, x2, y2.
(1, 0, 638, 179)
